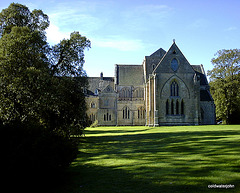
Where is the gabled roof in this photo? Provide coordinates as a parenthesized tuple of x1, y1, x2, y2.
(87, 76, 114, 95)
(192, 65, 204, 74)
(115, 64, 144, 86)
(102, 84, 114, 93)
(153, 41, 194, 74)
(195, 71, 209, 86)
(192, 64, 209, 86)
(150, 48, 166, 57)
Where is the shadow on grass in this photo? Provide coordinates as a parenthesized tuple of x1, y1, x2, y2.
(53, 128, 240, 193)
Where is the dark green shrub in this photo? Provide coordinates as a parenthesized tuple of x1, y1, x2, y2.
(0, 123, 78, 174)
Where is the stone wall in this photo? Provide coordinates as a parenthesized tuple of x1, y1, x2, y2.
(200, 101, 216, 125)
(86, 96, 99, 123)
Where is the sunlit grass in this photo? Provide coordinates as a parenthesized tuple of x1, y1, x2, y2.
(56, 125, 240, 193)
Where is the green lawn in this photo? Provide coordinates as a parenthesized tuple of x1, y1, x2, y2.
(55, 125, 240, 193)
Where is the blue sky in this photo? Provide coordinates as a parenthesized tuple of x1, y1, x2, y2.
(0, 0, 240, 77)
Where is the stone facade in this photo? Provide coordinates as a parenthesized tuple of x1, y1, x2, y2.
(85, 42, 216, 126)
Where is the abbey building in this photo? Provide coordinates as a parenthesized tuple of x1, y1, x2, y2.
(85, 42, 216, 126)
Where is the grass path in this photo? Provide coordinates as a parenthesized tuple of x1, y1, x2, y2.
(56, 125, 240, 193)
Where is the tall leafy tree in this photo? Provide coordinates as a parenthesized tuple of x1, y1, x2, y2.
(0, 3, 49, 36)
(0, 26, 50, 124)
(0, 3, 90, 178)
(208, 49, 240, 124)
(50, 31, 90, 77)
(0, 3, 90, 134)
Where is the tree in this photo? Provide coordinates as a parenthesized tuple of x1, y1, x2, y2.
(0, 3, 91, 176)
(0, 26, 50, 123)
(0, 3, 49, 36)
(0, 3, 90, 133)
(208, 49, 240, 124)
(50, 31, 90, 77)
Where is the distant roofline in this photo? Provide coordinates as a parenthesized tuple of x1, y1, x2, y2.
(115, 64, 141, 66)
(87, 76, 114, 78)
(149, 48, 166, 57)
(191, 64, 206, 75)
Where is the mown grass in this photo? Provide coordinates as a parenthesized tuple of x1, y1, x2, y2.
(54, 125, 240, 193)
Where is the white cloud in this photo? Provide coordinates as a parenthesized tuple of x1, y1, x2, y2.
(46, 1, 106, 35)
(188, 19, 209, 30)
(135, 4, 172, 17)
(121, 4, 173, 31)
(92, 37, 144, 51)
(225, 26, 237, 31)
(46, 22, 144, 51)
(46, 23, 70, 45)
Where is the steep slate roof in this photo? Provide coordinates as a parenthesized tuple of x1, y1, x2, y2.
(191, 65, 208, 86)
(143, 48, 166, 81)
(200, 90, 213, 101)
(195, 71, 209, 86)
(87, 76, 114, 95)
(192, 65, 212, 101)
(115, 64, 144, 86)
(153, 41, 195, 74)
(191, 65, 203, 74)
(150, 48, 166, 58)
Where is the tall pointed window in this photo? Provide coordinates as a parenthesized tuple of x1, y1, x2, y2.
(176, 100, 179, 115)
(170, 80, 179, 96)
(104, 113, 111, 121)
(166, 100, 169, 115)
(123, 106, 130, 119)
(201, 108, 204, 121)
(171, 58, 179, 71)
(89, 114, 96, 122)
(171, 100, 174, 115)
(138, 107, 145, 119)
(90, 102, 96, 108)
(181, 100, 184, 115)
(121, 87, 131, 99)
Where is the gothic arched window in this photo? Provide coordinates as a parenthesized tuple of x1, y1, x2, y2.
(152, 64, 156, 71)
(166, 100, 169, 115)
(171, 58, 179, 71)
(181, 100, 184, 115)
(89, 114, 96, 122)
(133, 88, 144, 98)
(121, 87, 131, 99)
(171, 100, 174, 115)
(104, 113, 111, 121)
(123, 106, 130, 119)
(176, 100, 179, 115)
(138, 107, 145, 119)
(90, 102, 96, 108)
(201, 108, 204, 121)
(170, 80, 179, 96)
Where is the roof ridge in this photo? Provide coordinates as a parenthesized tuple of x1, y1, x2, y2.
(115, 64, 141, 66)
(152, 48, 169, 74)
(150, 48, 166, 57)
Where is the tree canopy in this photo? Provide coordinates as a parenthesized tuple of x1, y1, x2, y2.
(208, 49, 240, 124)
(0, 3, 91, 134)
(0, 3, 91, 178)
(0, 3, 49, 36)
